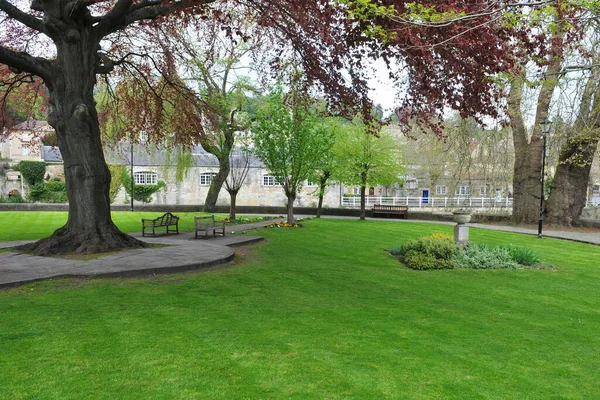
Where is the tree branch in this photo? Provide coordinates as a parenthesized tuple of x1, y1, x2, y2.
(0, 46, 52, 82)
(0, 0, 47, 34)
(96, 0, 216, 38)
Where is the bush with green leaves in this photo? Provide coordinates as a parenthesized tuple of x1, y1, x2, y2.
(506, 245, 541, 266)
(0, 195, 25, 203)
(26, 180, 67, 203)
(392, 233, 544, 270)
(399, 234, 460, 260)
(404, 250, 455, 270)
(17, 161, 46, 185)
(390, 246, 402, 256)
(451, 243, 520, 270)
(121, 170, 166, 203)
(28, 182, 49, 202)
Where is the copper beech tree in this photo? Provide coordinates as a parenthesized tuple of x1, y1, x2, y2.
(0, 0, 520, 255)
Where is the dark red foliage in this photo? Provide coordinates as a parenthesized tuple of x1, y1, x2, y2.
(0, 0, 558, 137)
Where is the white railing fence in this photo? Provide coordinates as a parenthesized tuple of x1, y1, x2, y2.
(341, 196, 513, 209)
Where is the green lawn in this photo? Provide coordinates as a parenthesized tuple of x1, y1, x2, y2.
(0, 211, 274, 241)
(1, 217, 599, 399)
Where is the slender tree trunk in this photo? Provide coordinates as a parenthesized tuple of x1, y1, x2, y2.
(229, 190, 238, 221)
(203, 155, 230, 213)
(316, 172, 330, 218)
(359, 185, 366, 220)
(317, 192, 324, 218)
(16, 20, 143, 256)
(286, 193, 296, 224)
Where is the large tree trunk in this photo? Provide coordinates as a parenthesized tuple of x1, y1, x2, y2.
(16, 16, 144, 256)
(508, 50, 562, 224)
(545, 139, 598, 226)
(203, 156, 230, 213)
(546, 53, 600, 226)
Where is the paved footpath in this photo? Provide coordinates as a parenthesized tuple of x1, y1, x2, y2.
(0, 216, 598, 289)
(0, 218, 284, 289)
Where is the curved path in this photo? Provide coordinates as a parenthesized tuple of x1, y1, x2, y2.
(0, 216, 598, 289)
(0, 219, 277, 289)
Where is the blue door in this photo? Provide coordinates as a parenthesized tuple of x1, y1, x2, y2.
(422, 189, 430, 204)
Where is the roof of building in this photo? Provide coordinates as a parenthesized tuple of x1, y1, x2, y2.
(42, 146, 63, 162)
(44, 142, 265, 168)
(11, 118, 53, 132)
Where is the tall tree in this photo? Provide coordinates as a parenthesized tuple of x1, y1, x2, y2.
(506, 5, 575, 225)
(333, 121, 404, 220)
(0, 0, 525, 255)
(308, 117, 347, 219)
(162, 9, 262, 212)
(545, 41, 600, 226)
(252, 87, 334, 224)
(224, 145, 253, 221)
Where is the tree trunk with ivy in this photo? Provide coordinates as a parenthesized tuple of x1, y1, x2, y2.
(545, 59, 600, 226)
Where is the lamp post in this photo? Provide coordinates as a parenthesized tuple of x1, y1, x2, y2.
(538, 117, 552, 238)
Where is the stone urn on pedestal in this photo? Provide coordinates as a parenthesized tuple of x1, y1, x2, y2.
(452, 210, 471, 244)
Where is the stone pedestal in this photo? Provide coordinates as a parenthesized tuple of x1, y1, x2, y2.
(454, 223, 469, 244)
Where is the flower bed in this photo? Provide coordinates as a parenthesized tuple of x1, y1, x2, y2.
(390, 233, 553, 270)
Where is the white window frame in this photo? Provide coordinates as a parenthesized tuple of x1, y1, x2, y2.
(200, 172, 217, 186)
(263, 175, 282, 186)
(21, 144, 29, 156)
(455, 185, 471, 196)
(134, 171, 158, 185)
(406, 179, 418, 190)
(435, 185, 448, 195)
(480, 187, 487, 196)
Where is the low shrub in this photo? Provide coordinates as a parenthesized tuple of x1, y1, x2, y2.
(404, 250, 454, 270)
(506, 245, 541, 266)
(399, 235, 460, 260)
(389, 246, 402, 256)
(28, 182, 49, 202)
(452, 243, 520, 269)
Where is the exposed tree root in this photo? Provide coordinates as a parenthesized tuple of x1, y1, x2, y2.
(15, 227, 147, 256)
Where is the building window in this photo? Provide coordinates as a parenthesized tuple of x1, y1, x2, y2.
(480, 187, 487, 196)
(455, 186, 471, 196)
(263, 175, 282, 186)
(353, 186, 361, 195)
(406, 179, 418, 189)
(200, 172, 217, 186)
(21, 144, 29, 155)
(435, 185, 448, 195)
(306, 180, 318, 187)
(134, 171, 158, 185)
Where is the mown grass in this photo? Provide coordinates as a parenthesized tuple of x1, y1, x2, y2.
(0, 211, 274, 241)
(1, 217, 599, 399)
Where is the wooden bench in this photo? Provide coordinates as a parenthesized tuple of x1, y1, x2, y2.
(372, 204, 408, 219)
(194, 215, 226, 239)
(141, 212, 180, 237)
